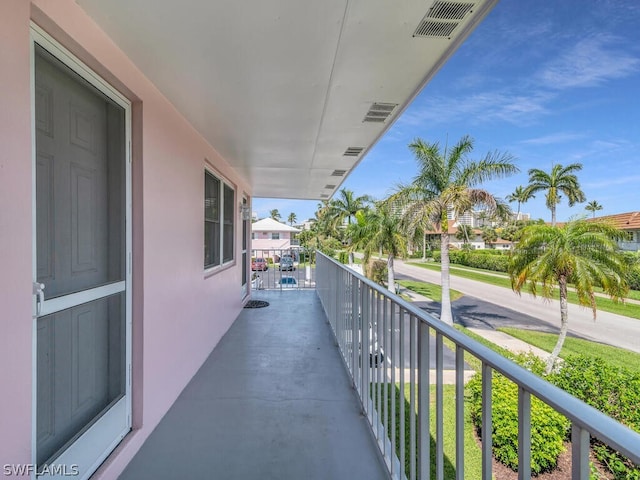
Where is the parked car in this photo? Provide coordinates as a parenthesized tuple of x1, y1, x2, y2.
(278, 255, 295, 271)
(251, 258, 268, 271)
(277, 276, 298, 288)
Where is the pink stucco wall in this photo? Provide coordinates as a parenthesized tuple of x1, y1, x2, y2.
(0, 1, 250, 477)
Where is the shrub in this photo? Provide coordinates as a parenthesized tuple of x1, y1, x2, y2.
(338, 251, 349, 264)
(467, 354, 569, 475)
(449, 251, 510, 272)
(549, 356, 640, 479)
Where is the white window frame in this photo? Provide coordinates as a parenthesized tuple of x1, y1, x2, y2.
(271, 232, 280, 240)
(204, 168, 235, 271)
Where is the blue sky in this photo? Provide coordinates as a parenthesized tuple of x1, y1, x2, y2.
(254, 0, 640, 224)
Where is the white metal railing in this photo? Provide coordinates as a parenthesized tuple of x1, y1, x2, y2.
(315, 251, 640, 480)
(250, 248, 315, 290)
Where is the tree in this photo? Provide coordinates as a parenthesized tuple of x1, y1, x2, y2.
(506, 185, 534, 219)
(585, 200, 603, 218)
(287, 212, 297, 225)
(480, 226, 498, 245)
(455, 224, 474, 245)
(390, 135, 518, 325)
(526, 163, 586, 226)
(329, 188, 373, 263)
(509, 220, 629, 373)
(269, 209, 281, 221)
(348, 203, 406, 293)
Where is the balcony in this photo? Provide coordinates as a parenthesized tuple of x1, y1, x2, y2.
(121, 252, 640, 480)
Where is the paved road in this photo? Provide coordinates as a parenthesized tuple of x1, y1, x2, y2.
(395, 259, 640, 354)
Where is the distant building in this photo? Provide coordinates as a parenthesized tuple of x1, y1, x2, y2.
(589, 212, 640, 251)
(251, 218, 301, 256)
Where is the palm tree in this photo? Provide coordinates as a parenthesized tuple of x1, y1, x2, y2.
(287, 212, 297, 225)
(509, 220, 629, 373)
(585, 200, 603, 218)
(455, 224, 474, 246)
(506, 185, 534, 220)
(526, 163, 586, 226)
(329, 188, 372, 263)
(391, 134, 518, 325)
(269, 209, 281, 221)
(329, 188, 372, 226)
(348, 203, 406, 293)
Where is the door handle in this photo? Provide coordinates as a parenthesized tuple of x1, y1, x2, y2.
(33, 282, 45, 316)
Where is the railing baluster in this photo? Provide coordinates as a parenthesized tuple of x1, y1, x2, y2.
(518, 387, 531, 480)
(410, 314, 417, 480)
(571, 424, 590, 480)
(390, 301, 396, 478)
(399, 307, 406, 479)
(363, 284, 370, 418)
(482, 363, 493, 480)
(382, 295, 388, 459)
(377, 292, 383, 443)
(351, 275, 358, 379)
(418, 321, 430, 480)
(436, 333, 444, 480)
(456, 345, 464, 480)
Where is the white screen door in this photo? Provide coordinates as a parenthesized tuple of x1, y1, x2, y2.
(33, 31, 131, 480)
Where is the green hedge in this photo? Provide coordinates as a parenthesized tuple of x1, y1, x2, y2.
(466, 354, 569, 475)
(433, 250, 510, 272)
(549, 356, 640, 479)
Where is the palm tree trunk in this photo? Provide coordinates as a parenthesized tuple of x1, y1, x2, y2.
(422, 233, 427, 261)
(440, 230, 453, 325)
(546, 276, 568, 374)
(551, 206, 556, 227)
(387, 254, 395, 293)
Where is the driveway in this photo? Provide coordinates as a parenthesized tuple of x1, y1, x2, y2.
(394, 259, 640, 354)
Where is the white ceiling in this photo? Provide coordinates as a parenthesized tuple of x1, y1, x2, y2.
(77, 0, 498, 200)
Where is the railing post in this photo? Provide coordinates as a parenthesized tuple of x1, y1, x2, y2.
(518, 387, 531, 480)
(436, 333, 444, 480)
(571, 424, 590, 480)
(481, 363, 493, 480)
(455, 346, 465, 480)
(418, 320, 430, 480)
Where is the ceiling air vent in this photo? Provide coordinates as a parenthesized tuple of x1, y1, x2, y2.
(324, 184, 336, 189)
(320, 194, 329, 199)
(331, 169, 347, 177)
(343, 147, 364, 157)
(414, 1, 474, 38)
(363, 102, 398, 123)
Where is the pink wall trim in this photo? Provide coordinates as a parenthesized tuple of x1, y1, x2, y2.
(1, 1, 252, 477)
(0, 0, 35, 472)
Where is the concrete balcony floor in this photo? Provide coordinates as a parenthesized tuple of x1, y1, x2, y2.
(120, 290, 388, 480)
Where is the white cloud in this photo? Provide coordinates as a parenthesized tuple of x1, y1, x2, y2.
(399, 90, 552, 127)
(520, 132, 586, 145)
(583, 174, 640, 189)
(537, 36, 640, 89)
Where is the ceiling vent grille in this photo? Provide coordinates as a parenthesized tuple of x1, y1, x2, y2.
(320, 194, 329, 198)
(343, 147, 365, 157)
(324, 184, 336, 189)
(331, 169, 347, 177)
(363, 102, 398, 123)
(414, 1, 474, 38)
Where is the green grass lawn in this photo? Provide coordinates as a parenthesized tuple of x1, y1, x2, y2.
(372, 383, 482, 479)
(408, 261, 640, 320)
(497, 327, 640, 374)
(397, 279, 463, 302)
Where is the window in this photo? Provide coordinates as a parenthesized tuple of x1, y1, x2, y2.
(624, 231, 635, 242)
(251, 233, 256, 240)
(204, 170, 234, 269)
(271, 233, 280, 240)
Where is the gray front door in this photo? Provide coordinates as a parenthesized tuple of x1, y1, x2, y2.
(34, 41, 130, 477)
